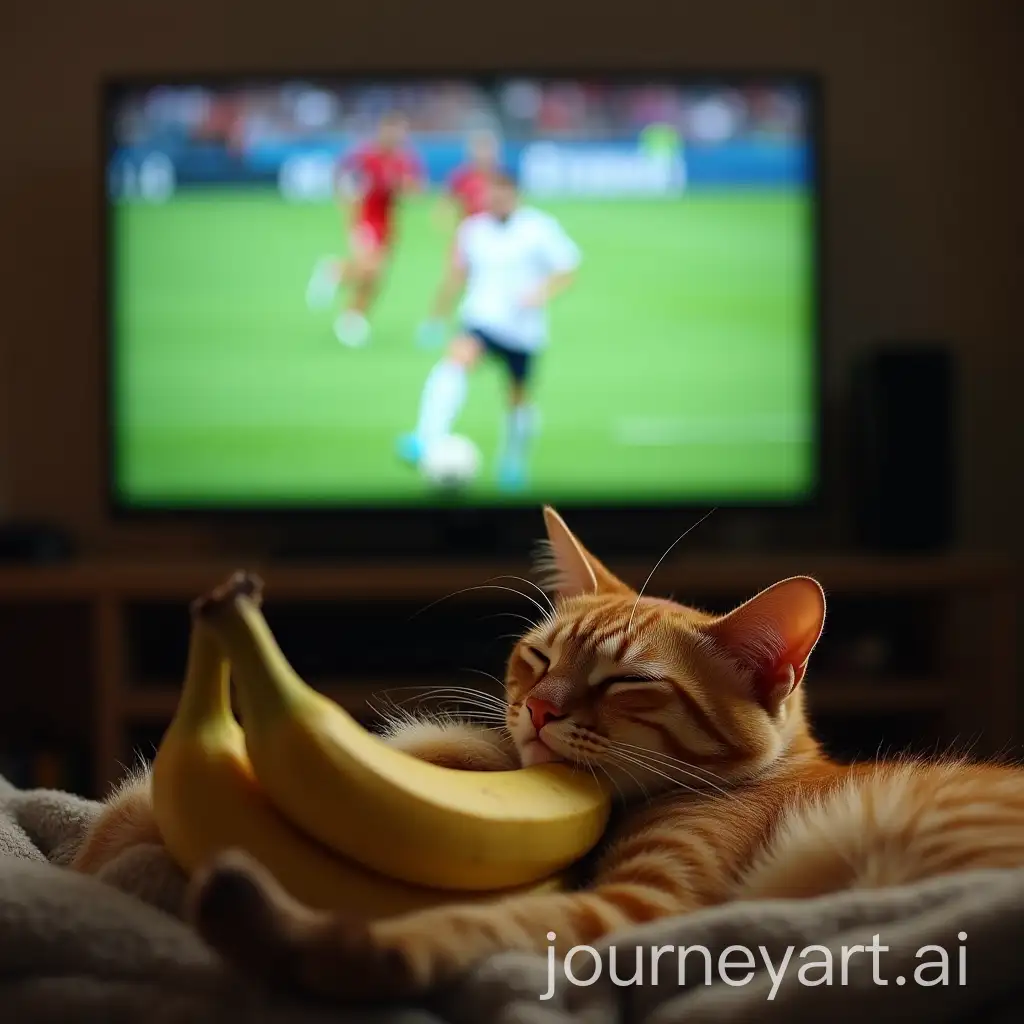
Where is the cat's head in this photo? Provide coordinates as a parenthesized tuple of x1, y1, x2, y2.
(505, 507, 826, 798)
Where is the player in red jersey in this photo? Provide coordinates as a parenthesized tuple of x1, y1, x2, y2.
(306, 111, 424, 347)
(416, 129, 500, 349)
(445, 129, 499, 222)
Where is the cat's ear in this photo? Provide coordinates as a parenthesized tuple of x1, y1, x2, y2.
(536, 506, 633, 599)
(702, 576, 825, 713)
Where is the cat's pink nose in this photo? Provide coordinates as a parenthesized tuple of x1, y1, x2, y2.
(526, 697, 564, 732)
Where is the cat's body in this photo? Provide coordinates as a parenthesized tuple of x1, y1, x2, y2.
(71, 508, 1024, 1001)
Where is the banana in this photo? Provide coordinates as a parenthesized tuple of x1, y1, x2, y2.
(151, 607, 567, 918)
(194, 573, 613, 892)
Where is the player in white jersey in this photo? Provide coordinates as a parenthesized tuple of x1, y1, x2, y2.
(397, 168, 580, 491)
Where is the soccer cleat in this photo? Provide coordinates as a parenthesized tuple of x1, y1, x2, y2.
(396, 433, 424, 465)
(334, 311, 370, 348)
(306, 256, 339, 310)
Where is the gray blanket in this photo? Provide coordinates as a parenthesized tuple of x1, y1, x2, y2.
(1, 772, 1022, 1023)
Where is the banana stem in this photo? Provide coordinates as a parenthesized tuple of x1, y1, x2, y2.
(174, 620, 232, 729)
(194, 579, 306, 722)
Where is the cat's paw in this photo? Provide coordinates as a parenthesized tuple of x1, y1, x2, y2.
(188, 849, 309, 979)
(187, 849, 419, 1002)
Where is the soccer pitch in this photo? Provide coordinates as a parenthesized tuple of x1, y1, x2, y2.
(112, 189, 816, 507)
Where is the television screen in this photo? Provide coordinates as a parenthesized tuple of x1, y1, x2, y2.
(105, 75, 819, 509)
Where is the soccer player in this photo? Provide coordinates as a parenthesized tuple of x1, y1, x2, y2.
(306, 110, 423, 347)
(398, 168, 580, 491)
(445, 128, 501, 224)
(416, 129, 501, 349)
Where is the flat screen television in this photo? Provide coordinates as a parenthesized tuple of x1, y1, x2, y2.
(103, 73, 821, 543)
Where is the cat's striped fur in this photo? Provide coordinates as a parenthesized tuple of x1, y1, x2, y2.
(75, 507, 1024, 1001)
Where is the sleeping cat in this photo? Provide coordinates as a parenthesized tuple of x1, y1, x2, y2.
(72, 506, 1024, 1001)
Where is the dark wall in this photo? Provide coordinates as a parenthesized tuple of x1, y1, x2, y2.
(2, 0, 1020, 554)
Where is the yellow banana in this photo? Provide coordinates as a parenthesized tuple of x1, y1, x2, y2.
(194, 573, 612, 891)
(151, 609, 566, 918)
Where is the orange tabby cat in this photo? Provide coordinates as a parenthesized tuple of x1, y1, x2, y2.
(74, 506, 1024, 1002)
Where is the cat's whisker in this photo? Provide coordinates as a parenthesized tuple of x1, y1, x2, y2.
(391, 707, 504, 733)
(597, 763, 631, 804)
(611, 739, 731, 787)
(575, 755, 611, 799)
(458, 667, 507, 687)
(374, 683, 506, 704)
(364, 688, 511, 732)
(433, 706, 508, 724)
(364, 696, 414, 733)
(593, 757, 646, 805)
(584, 756, 639, 808)
(413, 711, 508, 730)
(427, 704, 508, 723)
(410, 584, 551, 622)
(478, 610, 539, 631)
(626, 507, 717, 632)
(600, 748, 707, 797)
(369, 700, 431, 726)
(597, 744, 708, 794)
(457, 667, 512, 695)
(606, 743, 730, 796)
(373, 695, 417, 722)
(480, 575, 556, 617)
(565, 737, 659, 799)
(368, 689, 412, 709)
(431, 699, 507, 715)
(416, 692, 507, 711)
(567, 726, 720, 791)
(427, 695, 504, 712)
(387, 686, 507, 710)
(564, 724, 729, 791)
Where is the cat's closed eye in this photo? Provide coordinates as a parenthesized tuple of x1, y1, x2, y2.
(605, 675, 652, 685)
(522, 646, 550, 673)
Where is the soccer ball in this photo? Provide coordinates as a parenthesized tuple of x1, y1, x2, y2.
(420, 434, 482, 489)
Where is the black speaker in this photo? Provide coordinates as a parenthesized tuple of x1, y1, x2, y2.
(0, 521, 75, 564)
(849, 343, 956, 552)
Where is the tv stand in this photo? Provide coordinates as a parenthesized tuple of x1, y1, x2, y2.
(262, 505, 816, 562)
(0, 552, 1015, 800)
(269, 510, 534, 561)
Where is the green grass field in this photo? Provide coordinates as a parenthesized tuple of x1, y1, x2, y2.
(113, 188, 816, 506)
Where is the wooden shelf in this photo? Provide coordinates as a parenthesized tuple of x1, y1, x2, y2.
(0, 553, 1014, 796)
(0, 552, 1013, 601)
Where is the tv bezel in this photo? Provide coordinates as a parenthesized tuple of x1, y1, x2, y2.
(100, 69, 826, 555)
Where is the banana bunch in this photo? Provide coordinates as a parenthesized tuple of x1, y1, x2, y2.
(151, 573, 611, 919)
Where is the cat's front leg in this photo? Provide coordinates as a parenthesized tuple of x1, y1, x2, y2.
(189, 841, 707, 1001)
(189, 851, 582, 1000)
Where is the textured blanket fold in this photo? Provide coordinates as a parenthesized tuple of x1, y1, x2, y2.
(2, 775, 1022, 1023)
